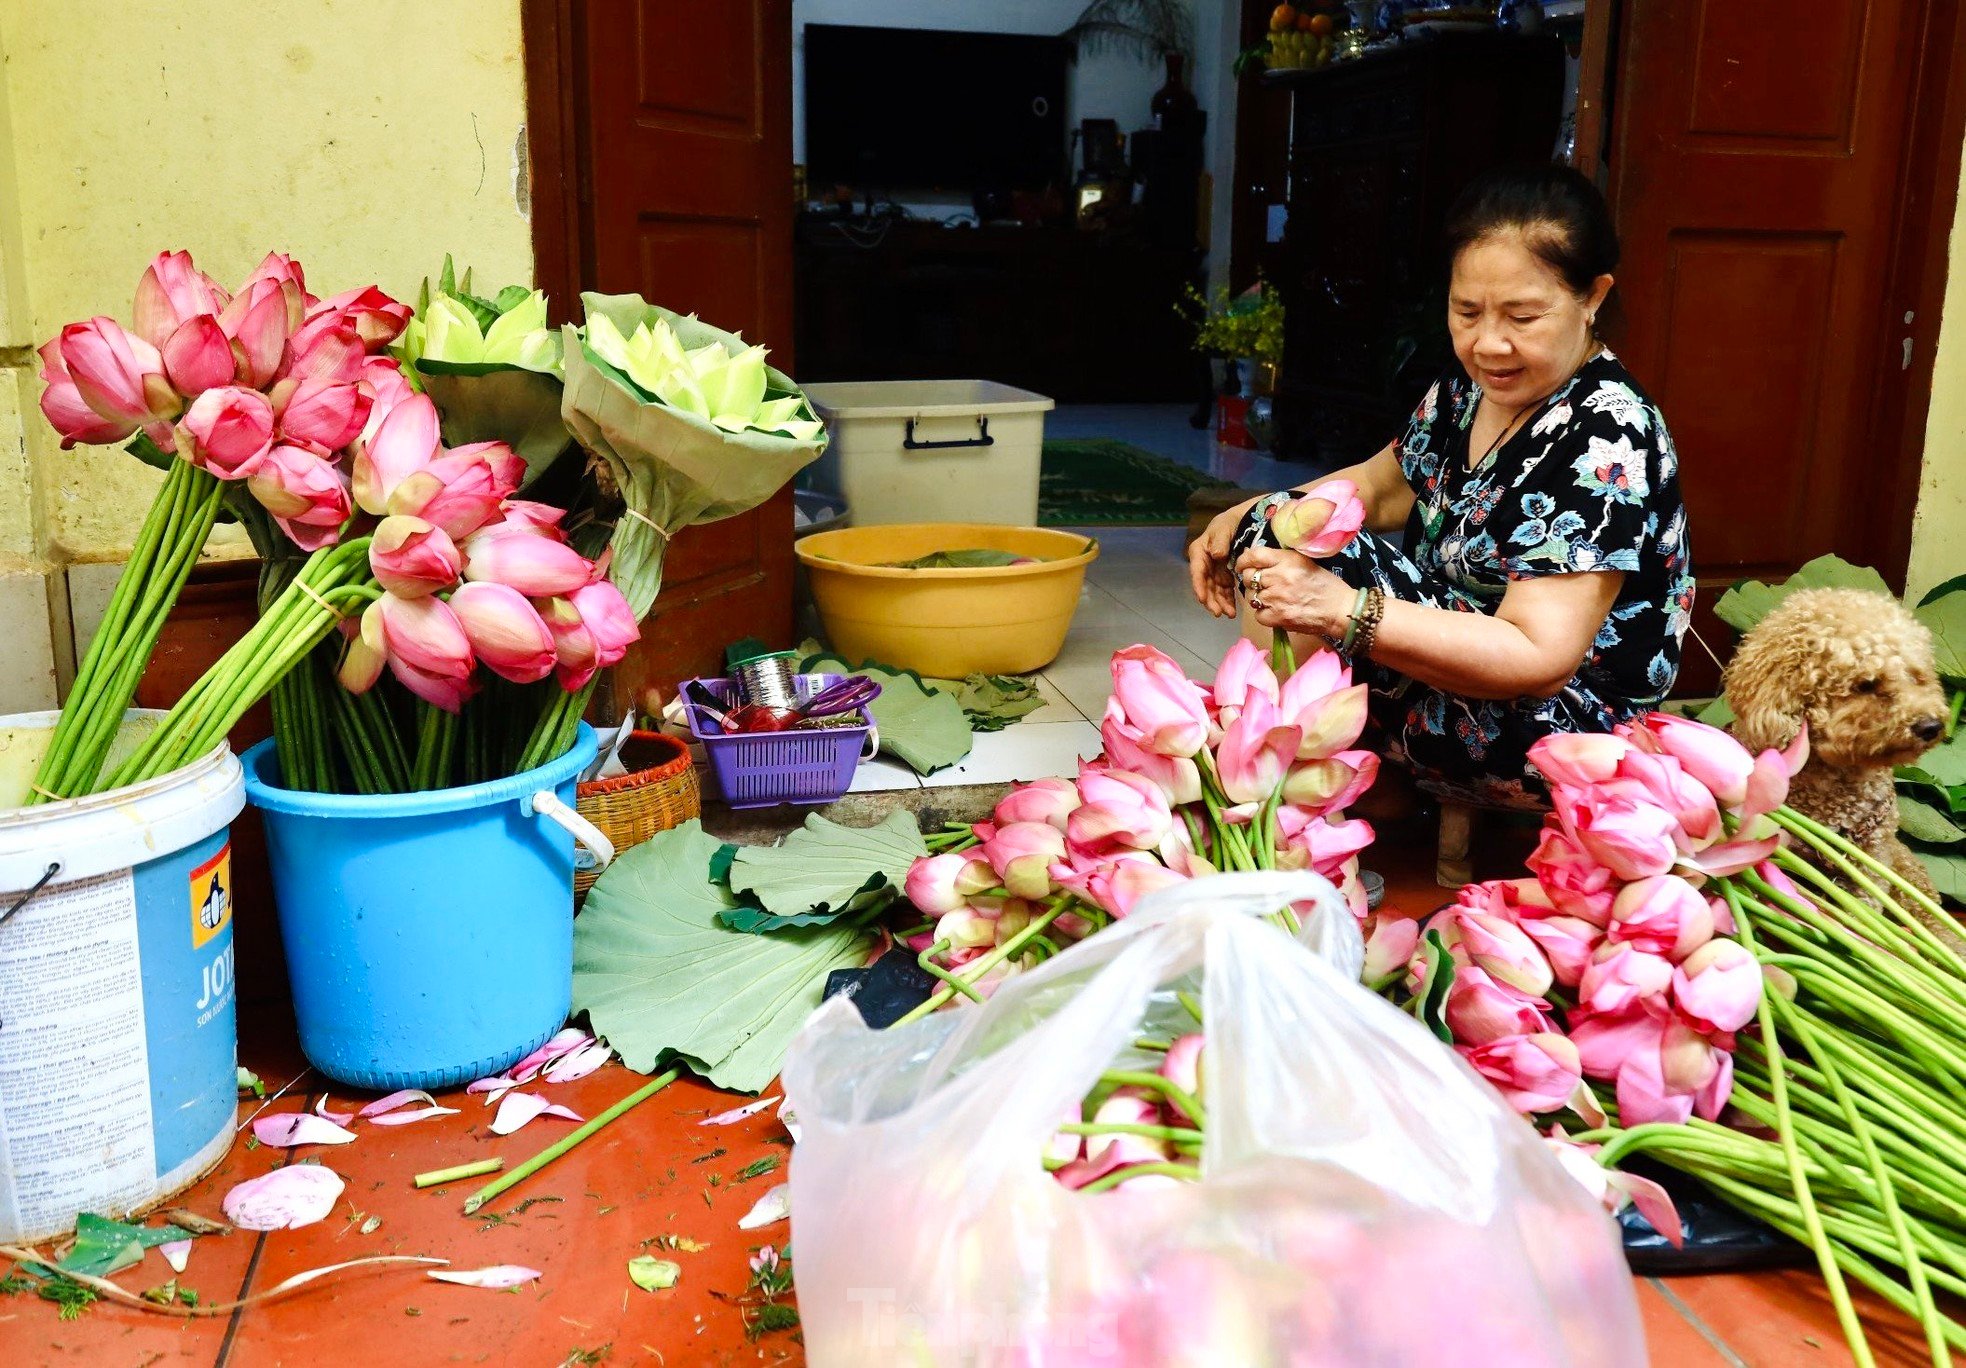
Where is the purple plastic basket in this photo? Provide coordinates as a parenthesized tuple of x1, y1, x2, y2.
(683, 673, 874, 810)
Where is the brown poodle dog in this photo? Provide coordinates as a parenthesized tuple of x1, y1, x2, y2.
(1724, 587, 1949, 900)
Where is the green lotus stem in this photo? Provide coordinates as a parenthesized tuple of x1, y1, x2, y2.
(892, 896, 1071, 1026)
(1061, 1120, 1205, 1145)
(1771, 809, 1960, 961)
(916, 938, 985, 1004)
(462, 1068, 680, 1214)
(1728, 1066, 1966, 1209)
(1765, 846, 1963, 983)
(1726, 883, 1876, 1368)
(1741, 872, 1966, 1015)
(414, 1158, 504, 1189)
(1176, 990, 1204, 1025)
(1132, 1037, 1171, 1053)
(1073, 1160, 1202, 1195)
(1098, 1070, 1207, 1130)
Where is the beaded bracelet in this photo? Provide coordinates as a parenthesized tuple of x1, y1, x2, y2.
(1353, 587, 1387, 659)
(1336, 585, 1370, 653)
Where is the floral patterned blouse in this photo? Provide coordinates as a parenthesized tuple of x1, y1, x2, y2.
(1397, 350, 1694, 709)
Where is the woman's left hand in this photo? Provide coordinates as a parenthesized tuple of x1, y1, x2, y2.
(1233, 545, 1353, 639)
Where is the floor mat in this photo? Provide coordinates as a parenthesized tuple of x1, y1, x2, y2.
(1040, 438, 1233, 526)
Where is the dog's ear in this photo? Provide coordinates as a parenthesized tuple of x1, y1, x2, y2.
(1723, 619, 1807, 754)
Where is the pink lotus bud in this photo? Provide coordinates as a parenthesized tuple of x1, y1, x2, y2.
(404, 451, 511, 541)
(1068, 763, 1174, 858)
(538, 596, 599, 690)
(1442, 965, 1554, 1046)
(935, 907, 997, 951)
(161, 314, 237, 397)
(1613, 750, 1722, 849)
(369, 516, 461, 597)
(179, 386, 275, 479)
(133, 250, 229, 348)
(1528, 732, 1634, 790)
(336, 601, 388, 694)
(993, 900, 1034, 944)
(1211, 637, 1279, 726)
(992, 776, 1080, 832)
(246, 444, 352, 550)
(1608, 874, 1715, 960)
(904, 852, 995, 914)
(277, 377, 371, 453)
(1553, 788, 1678, 882)
(568, 580, 639, 671)
(1088, 857, 1187, 919)
(1519, 912, 1604, 988)
(449, 581, 556, 684)
(1578, 940, 1674, 1015)
(1672, 939, 1762, 1035)
(236, 250, 309, 301)
(497, 497, 566, 531)
(37, 339, 140, 447)
(221, 284, 296, 389)
(376, 591, 474, 687)
(1286, 683, 1370, 761)
(307, 284, 411, 350)
(1280, 749, 1378, 812)
(1275, 811, 1375, 878)
(1361, 914, 1421, 982)
(1267, 478, 1365, 557)
(1464, 1032, 1581, 1115)
(461, 520, 597, 597)
(1160, 1033, 1206, 1125)
(58, 317, 178, 428)
(358, 354, 417, 442)
(1442, 898, 1555, 997)
(1109, 644, 1211, 758)
(1101, 702, 1203, 805)
(353, 393, 441, 514)
(1215, 691, 1302, 805)
(1638, 713, 1755, 807)
(983, 821, 1066, 900)
(1525, 826, 1617, 926)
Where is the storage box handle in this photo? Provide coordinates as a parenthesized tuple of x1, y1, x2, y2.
(903, 416, 994, 451)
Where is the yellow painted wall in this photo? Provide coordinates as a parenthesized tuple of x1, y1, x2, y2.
(0, 0, 532, 571)
(1907, 132, 1966, 602)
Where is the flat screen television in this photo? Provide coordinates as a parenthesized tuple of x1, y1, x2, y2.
(804, 24, 1068, 194)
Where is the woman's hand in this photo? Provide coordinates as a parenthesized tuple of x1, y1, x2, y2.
(1187, 494, 1264, 617)
(1233, 545, 1355, 639)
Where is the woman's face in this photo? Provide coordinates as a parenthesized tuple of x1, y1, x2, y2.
(1448, 230, 1612, 405)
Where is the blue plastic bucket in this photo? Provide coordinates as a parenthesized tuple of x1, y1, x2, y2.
(241, 724, 610, 1090)
(0, 710, 244, 1243)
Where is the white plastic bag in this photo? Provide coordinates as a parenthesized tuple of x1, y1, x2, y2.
(781, 871, 1643, 1367)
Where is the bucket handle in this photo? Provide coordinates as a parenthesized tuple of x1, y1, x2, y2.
(526, 791, 615, 873)
(862, 722, 881, 763)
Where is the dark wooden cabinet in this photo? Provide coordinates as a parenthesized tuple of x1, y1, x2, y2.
(794, 219, 1202, 403)
(1269, 33, 1564, 466)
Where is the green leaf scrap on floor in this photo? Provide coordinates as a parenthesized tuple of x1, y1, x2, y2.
(237, 1066, 266, 1097)
(798, 649, 972, 774)
(746, 1302, 800, 1341)
(574, 822, 872, 1094)
(721, 811, 926, 932)
(932, 673, 1046, 733)
(732, 1155, 780, 1183)
(627, 1256, 681, 1292)
(58, 1213, 194, 1279)
(1711, 554, 1893, 634)
(39, 1278, 97, 1320)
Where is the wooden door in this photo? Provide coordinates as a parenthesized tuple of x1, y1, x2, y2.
(526, 0, 798, 710)
(1606, 0, 1965, 691)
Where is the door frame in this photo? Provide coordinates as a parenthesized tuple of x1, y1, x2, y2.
(521, 0, 585, 321)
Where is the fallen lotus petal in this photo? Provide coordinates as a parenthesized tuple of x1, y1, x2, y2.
(366, 1105, 460, 1127)
(627, 1255, 681, 1292)
(510, 1027, 590, 1082)
(490, 1092, 584, 1136)
(541, 1039, 612, 1083)
(159, 1239, 192, 1274)
(700, 1095, 780, 1126)
(313, 1094, 354, 1126)
(359, 1089, 439, 1119)
(737, 1183, 791, 1229)
(467, 1075, 519, 1106)
(223, 1165, 347, 1230)
(427, 1264, 543, 1289)
(252, 1112, 359, 1148)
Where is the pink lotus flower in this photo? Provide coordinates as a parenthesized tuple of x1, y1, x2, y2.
(1569, 1005, 1668, 1082)
(1672, 939, 1762, 1035)
(1087, 856, 1187, 919)
(376, 591, 476, 712)
(1528, 732, 1633, 789)
(1526, 827, 1617, 926)
(133, 250, 229, 349)
(369, 515, 462, 597)
(219, 278, 299, 389)
(1518, 912, 1604, 988)
(449, 582, 556, 684)
(1438, 897, 1555, 997)
(1577, 941, 1675, 1015)
(1607, 874, 1715, 961)
(1464, 1032, 1581, 1114)
(1267, 478, 1365, 557)
(993, 775, 1080, 831)
(904, 853, 996, 914)
(279, 315, 365, 391)
(566, 580, 639, 682)
(935, 906, 998, 950)
(246, 444, 352, 551)
(1610, 750, 1722, 849)
(538, 596, 598, 690)
(984, 821, 1067, 900)
(160, 314, 238, 397)
(1285, 683, 1370, 762)
(1102, 702, 1203, 805)
(411, 443, 525, 540)
(1067, 763, 1174, 858)
(1210, 637, 1279, 726)
(358, 354, 418, 440)
(1554, 787, 1678, 881)
(1637, 713, 1756, 807)
(461, 520, 597, 597)
(1362, 914, 1421, 982)
(1442, 964, 1555, 1045)
(1215, 691, 1302, 805)
(307, 283, 412, 349)
(1275, 811, 1375, 877)
(1110, 644, 1210, 758)
(56, 317, 179, 430)
(353, 393, 442, 514)
(1618, 1022, 1732, 1126)
(178, 385, 275, 479)
(277, 375, 371, 453)
(1279, 749, 1378, 812)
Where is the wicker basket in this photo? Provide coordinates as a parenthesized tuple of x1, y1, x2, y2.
(573, 731, 701, 901)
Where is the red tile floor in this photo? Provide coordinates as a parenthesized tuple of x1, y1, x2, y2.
(0, 815, 1940, 1367)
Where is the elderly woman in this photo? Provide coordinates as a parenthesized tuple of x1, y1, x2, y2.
(1189, 164, 1694, 806)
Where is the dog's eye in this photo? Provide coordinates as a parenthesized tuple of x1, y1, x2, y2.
(1855, 678, 1881, 694)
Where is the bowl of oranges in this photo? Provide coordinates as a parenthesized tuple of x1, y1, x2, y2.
(1265, 2, 1346, 69)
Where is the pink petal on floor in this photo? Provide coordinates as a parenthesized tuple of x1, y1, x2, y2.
(427, 1264, 543, 1289)
(359, 1089, 440, 1119)
(252, 1112, 359, 1148)
(223, 1165, 346, 1230)
(510, 1028, 590, 1083)
(313, 1094, 355, 1126)
(466, 1075, 519, 1107)
(541, 1040, 612, 1083)
(737, 1183, 791, 1229)
(489, 1092, 584, 1136)
(700, 1095, 779, 1126)
(366, 1105, 459, 1127)
(159, 1239, 192, 1274)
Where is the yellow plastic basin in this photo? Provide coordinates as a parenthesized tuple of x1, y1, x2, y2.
(795, 523, 1098, 677)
